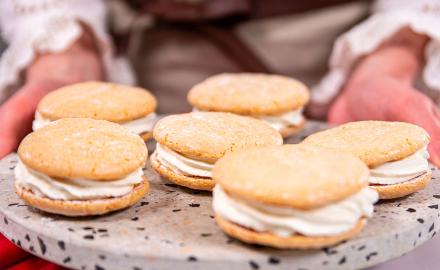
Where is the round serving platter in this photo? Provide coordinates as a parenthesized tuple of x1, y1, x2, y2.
(0, 122, 439, 270)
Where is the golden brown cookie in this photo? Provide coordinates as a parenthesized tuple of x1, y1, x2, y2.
(19, 118, 148, 180)
(37, 81, 157, 122)
(152, 112, 283, 190)
(301, 121, 430, 168)
(153, 112, 283, 163)
(188, 73, 309, 115)
(213, 145, 369, 209)
(372, 171, 432, 199)
(215, 215, 366, 249)
(15, 178, 149, 216)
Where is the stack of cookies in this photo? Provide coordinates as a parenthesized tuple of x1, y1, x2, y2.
(11, 73, 434, 251)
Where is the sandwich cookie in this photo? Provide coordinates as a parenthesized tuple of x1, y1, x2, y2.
(212, 145, 378, 249)
(187, 73, 309, 137)
(151, 112, 283, 191)
(15, 118, 149, 216)
(33, 81, 157, 140)
(302, 121, 431, 199)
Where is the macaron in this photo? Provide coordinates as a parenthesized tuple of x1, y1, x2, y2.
(151, 112, 283, 191)
(33, 81, 157, 140)
(302, 121, 431, 199)
(187, 73, 309, 138)
(212, 145, 378, 249)
(15, 118, 149, 216)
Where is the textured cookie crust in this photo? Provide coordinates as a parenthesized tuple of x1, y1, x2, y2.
(18, 118, 148, 180)
(15, 178, 149, 216)
(372, 171, 432, 199)
(150, 153, 214, 191)
(37, 81, 157, 122)
(153, 112, 283, 163)
(215, 215, 366, 249)
(302, 121, 430, 168)
(213, 145, 369, 210)
(188, 73, 309, 115)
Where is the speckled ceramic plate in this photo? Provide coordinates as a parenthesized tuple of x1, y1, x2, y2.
(0, 122, 439, 270)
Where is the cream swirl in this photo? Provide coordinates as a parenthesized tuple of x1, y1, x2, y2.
(369, 147, 429, 185)
(154, 143, 214, 178)
(213, 185, 378, 237)
(32, 111, 157, 135)
(15, 160, 144, 200)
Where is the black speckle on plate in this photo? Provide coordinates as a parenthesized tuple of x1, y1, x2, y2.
(338, 256, 346, 265)
(268, 256, 280, 264)
(83, 235, 94, 240)
(58, 241, 65, 251)
(95, 265, 105, 270)
(200, 233, 212, 237)
(417, 218, 425, 224)
(68, 228, 74, 232)
(37, 237, 46, 255)
(357, 245, 366, 251)
(189, 203, 200, 207)
(429, 205, 439, 209)
(140, 201, 149, 207)
(366, 252, 378, 261)
(249, 260, 259, 269)
(131, 217, 139, 221)
(4, 217, 8, 224)
(172, 209, 181, 212)
(83, 226, 94, 230)
(406, 208, 416, 213)
(187, 256, 198, 262)
(25, 234, 30, 241)
(433, 195, 440, 199)
(8, 203, 18, 207)
(63, 257, 71, 264)
(429, 223, 435, 232)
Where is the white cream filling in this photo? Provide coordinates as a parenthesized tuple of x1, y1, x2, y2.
(32, 111, 157, 135)
(192, 107, 304, 131)
(258, 108, 304, 131)
(369, 146, 430, 185)
(15, 159, 144, 200)
(154, 143, 214, 178)
(213, 185, 378, 237)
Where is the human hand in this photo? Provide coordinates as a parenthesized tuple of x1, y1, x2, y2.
(329, 28, 440, 166)
(0, 27, 104, 159)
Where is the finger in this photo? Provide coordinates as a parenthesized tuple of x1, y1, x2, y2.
(390, 90, 440, 166)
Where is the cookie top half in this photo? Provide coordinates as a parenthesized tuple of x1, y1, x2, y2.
(213, 145, 369, 210)
(153, 112, 283, 163)
(37, 81, 157, 122)
(187, 73, 309, 115)
(302, 121, 430, 168)
(18, 118, 148, 180)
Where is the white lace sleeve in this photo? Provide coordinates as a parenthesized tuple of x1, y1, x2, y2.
(312, 0, 440, 104)
(0, 0, 135, 103)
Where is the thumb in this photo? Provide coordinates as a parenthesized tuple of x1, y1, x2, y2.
(391, 90, 440, 167)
